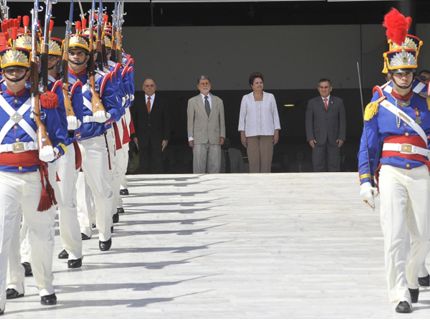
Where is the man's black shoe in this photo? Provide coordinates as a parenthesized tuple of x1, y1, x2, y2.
(81, 233, 91, 240)
(22, 262, 32, 277)
(99, 239, 112, 251)
(120, 188, 129, 195)
(40, 293, 57, 305)
(6, 288, 23, 299)
(0, 308, 4, 315)
(117, 207, 125, 214)
(58, 249, 69, 259)
(113, 213, 119, 223)
(409, 288, 419, 303)
(418, 275, 430, 287)
(67, 258, 82, 269)
(395, 301, 412, 313)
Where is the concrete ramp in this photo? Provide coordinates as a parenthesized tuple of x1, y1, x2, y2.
(5, 173, 430, 318)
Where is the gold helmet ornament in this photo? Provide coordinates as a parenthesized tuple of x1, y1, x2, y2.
(382, 8, 422, 74)
(68, 20, 90, 52)
(0, 24, 30, 69)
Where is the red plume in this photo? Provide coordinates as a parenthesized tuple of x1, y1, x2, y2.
(17, 16, 22, 27)
(23, 16, 30, 28)
(75, 21, 82, 33)
(82, 17, 87, 30)
(383, 8, 412, 45)
(103, 14, 108, 24)
(49, 19, 54, 32)
(10, 27, 17, 41)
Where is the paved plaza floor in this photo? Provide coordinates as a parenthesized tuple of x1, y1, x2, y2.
(3, 173, 430, 318)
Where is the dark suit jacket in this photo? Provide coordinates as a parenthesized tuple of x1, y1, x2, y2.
(134, 95, 170, 147)
(305, 95, 346, 145)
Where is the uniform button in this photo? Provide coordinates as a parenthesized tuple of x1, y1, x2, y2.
(405, 132, 409, 136)
(14, 125, 18, 129)
(18, 166, 22, 171)
(15, 138, 20, 142)
(406, 163, 411, 169)
(14, 99, 18, 104)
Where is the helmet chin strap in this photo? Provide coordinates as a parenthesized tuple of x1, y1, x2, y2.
(68, 59, 87, 66)
(392, 76, 413, 90)
(3, 71, 28, 83)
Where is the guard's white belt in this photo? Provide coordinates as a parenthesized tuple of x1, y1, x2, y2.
(383, 143, 430, 158)
(0, 141, 38, 153)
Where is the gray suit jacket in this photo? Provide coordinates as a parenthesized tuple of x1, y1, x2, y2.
(305, 95, 346, 145)
(187, 93, 226, 144)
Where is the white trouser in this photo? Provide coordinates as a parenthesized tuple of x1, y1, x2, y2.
(379, 164, 430, 303)
(76, 171, 95, 236)
(78, 134, 113, 241)
(106, 128, 119, 217)
(56, 144, 82, 260)
(116, 143, 129, 209)
(19, 220, 31, 263)
(0, 171, 56, 310)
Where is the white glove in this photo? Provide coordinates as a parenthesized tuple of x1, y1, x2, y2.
(360, 182, 378, 208)
(67, 115, 80, 130)
(39, 145, 56, 162)
(93, 110, 111, 123)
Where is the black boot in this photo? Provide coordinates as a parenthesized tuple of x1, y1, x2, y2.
(409, 288, 419, 303)
(112, 213, 119, 223)
(99, 238, 112, 251)
(81, 233, 91, 240)
(67, 258, 82, 269)
(40, 293, 57, 305)
(120, 188, 129, 195)
(395, 301, 412, 313)
(418, 275, 430, 287)
(117, 207, 125, 214)
(58, 249, 69, 259)
(22, 262, 32, 277)
(6, 288, 24, 299)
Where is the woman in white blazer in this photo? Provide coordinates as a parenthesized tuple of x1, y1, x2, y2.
(238, 72, 281, 173)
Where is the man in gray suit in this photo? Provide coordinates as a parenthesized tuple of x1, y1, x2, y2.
(305, 78, 346, 172)
(187, 76, 226, 173)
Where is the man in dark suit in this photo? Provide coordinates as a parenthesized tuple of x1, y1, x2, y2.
(134, 78, 170, 173)
(305, 78, 346, 172)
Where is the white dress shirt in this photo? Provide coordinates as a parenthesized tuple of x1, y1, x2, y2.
(201, 93, 212, 110)
(238, 91, 281, 137)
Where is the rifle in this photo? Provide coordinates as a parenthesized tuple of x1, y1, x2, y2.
(111, 0, 124, 63)
(62, 0, 76, 119)
(88, 0, 107, 115)
(95, 0, 106, 70)
(31, 0, 53, 150)
(40, 0, 53, 91)
(0, 0, 8, 22)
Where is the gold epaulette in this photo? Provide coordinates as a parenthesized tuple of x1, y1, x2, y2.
(427, 96, 430, 111)
(364, 96, 385, 121)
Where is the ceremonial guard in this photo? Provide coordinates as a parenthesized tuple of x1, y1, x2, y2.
(0, 9, 66, 313)
(358, 9, 430, 313)
(46, 13, 85, 268)
(68, 6, 122, 251)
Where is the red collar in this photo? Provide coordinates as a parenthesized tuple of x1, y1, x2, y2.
(68, 67, 87, 77)
(392, 90, 413, 101)
(6, 88, 27, 97)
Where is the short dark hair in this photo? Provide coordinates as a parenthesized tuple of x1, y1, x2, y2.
(418, 69, 430, 76)
(249, 72, 264, 86)
(318, 78, 332, 86)
(197, 75, 211, 84)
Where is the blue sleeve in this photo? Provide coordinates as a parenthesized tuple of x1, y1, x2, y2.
(101, 76, 124, 122)
(357, 93, 383, 185)
(43, 105, 68, 156)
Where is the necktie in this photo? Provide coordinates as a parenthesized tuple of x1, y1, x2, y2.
(323, 97, 328, 111)
(147, 96, 151, 113)
(204, 96, 211, 116)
